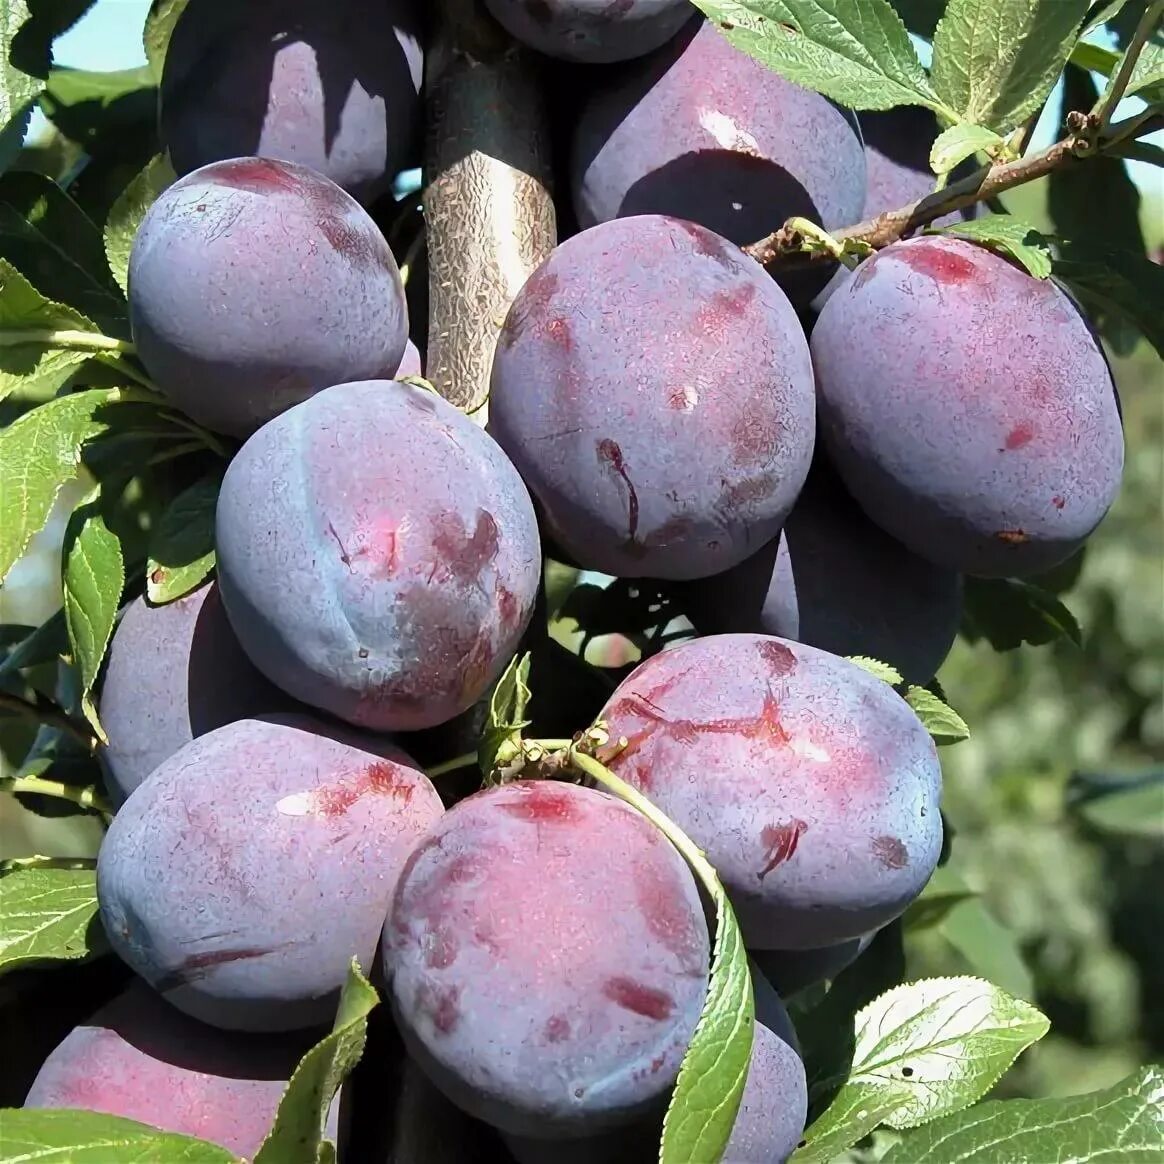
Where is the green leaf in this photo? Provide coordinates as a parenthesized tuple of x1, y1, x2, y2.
(929, 122, 1005, 175)
(143, 0, 191, 84)
(1071, 770, 1164, 839)
(40, 65, 157, 160)
(0, 1109, 237, 1162)
(1053, 242, 1164, 359)
(889, 0, 946, 40)
(253, 960, 379, 1164)
(0, 865, 105, 975)
(930, 213, 1052, 278)
(0, 386, 128, 582)
(104, 153, 175, 296)
(1127, 40, 1164, 99)
(0, 170, 126, 331)
(0, 257, 107, 403)
(904, 685, 970, 745)
(478, 650, 532, 778)
(846, 655, 904, 685)
(792, 977, 1049, 1162)
(1069, 38, 1120, 73)
(961, 577, 1083, 650)
(930, 0, 1091, 133)
(939, 898, 1035, 999)
(659, 864, 753, 1163)
(62, 491, 124, 739)
(1082, 0, 1135, 35)
(145, 473, 217, 603)
(902, 867, 979, 932)
(0, 2, 43, 172)
(691, 0, 947, 114)
(880, 1065, 1164, 1163)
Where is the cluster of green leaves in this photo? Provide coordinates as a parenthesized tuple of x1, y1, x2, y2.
(0, 0, 1161, 1162)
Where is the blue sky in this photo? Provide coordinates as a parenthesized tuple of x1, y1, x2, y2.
(32, 0, 1163, 200)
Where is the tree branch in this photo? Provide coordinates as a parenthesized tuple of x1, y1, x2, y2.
(0, 690, 99, 752)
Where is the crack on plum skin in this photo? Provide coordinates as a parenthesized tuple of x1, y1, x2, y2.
(596, 438, 640, 543)
(759, 819, 808, 879)
(154, 945, 280, 993)
(327, 521, 352, 569)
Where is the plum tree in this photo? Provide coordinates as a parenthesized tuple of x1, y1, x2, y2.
(571, 19, 865, 299)
(488, 214, 815, 580)
(599, 634, 943, 949)
(215, 380, 541, 731)
(384, 780, 710, 1137)
(128, 157, 408, 438)
(812, 235, 1125, 577)
(97, 716, 443, 1032)
(482, 0, 694, 63)
(97, 582, 290, 806)
(23, 983, 335, 1156)
(678, 460, 963, 685)
(161, 0, 423, 203)
(504, 972, 806, 1163)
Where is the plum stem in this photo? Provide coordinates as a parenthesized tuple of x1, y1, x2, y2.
(1093, 0, 1163, 133)
(783, 217, 849, 264)
(0, 773, 112, 818)
(425, 751, 479, 779)
(0, 855, 97, 874)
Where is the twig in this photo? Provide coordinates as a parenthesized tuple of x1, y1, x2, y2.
(0, 855, 97, 874)
(0, 691, 99, 752)
(1093, 0, 1163, 132)
(0, 774, 112, 817)
(425, 751, 479, 779)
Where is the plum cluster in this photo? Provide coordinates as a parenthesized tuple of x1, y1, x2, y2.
(23, 5, 1126, 1163)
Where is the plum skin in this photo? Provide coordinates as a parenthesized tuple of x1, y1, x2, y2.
(128, 156, 408, 438)
(97, 582, 290, 806)
(215, 380, 542, 732)
(161, 0, 423, 203)
(23, 984, 335, 1156)
(571, 19, 865, 301)
(599, 634, 944, 949)
(97, 716, 443, 1032)
(384, 780, 710, 1138)
(812, 235, 1125, 577)
(488, 214, 815, 581)
(482, 0, 694, 63)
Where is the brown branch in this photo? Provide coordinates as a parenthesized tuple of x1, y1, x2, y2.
(0, 690, 99, 752)
(743, 109, 1164, 269)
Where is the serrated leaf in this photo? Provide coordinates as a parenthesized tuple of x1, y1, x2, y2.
(929, 123, 1005, 175)
(0, 1109, 236, 1163)
(0, 386, 128, 582)
(104, 153, 174, 295)
(881, 1065, 1164, 1163)
(1, 2, 43, 172)
(846, 655, 905, 685)
(62, 492, 124, 739)
(904, 685, 969, 745)
(659, 860, 753, 1163)
(1083, 0, 1134, 34)
(253, 960, 378, 1164)
(962, 577, 1083, 650)
(931, 213, 1052, 277)
(41, 65, 158, 162)
(1127, 39, 1164, 99)
(0, 256, 108, 403)
(143, 0, 191, 84)
(146, 473, 217, 603)
(0, 865, 105, 974)
(478, 651, 532, 777)
(1053, 242, 1164, 358)
(692, 0, 947, 114)
(0, 171, 126, 330)
(931, 0, 1091, 133)
(792, 977, 1049, 1161)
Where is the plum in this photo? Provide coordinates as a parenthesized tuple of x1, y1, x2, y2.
(599, 634, 943, 948)
(215, 380, 541, 731)
(384, 780, 710, 1137)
